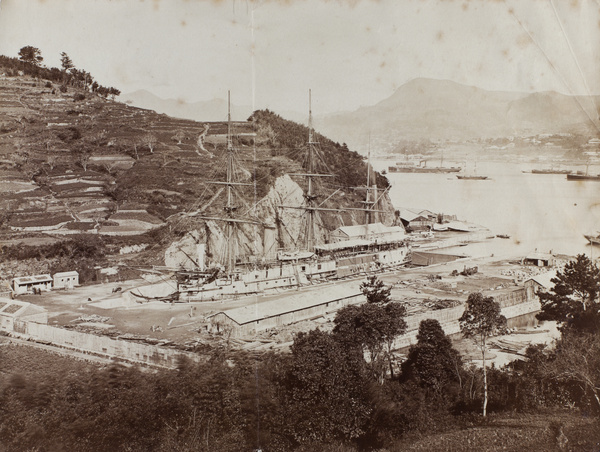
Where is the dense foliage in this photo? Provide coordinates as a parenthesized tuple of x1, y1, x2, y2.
(3, 325, 600, 451)
(401, 319, 462, 400)
(249, 110, 389, 190)
(0, 235, 107, 283)
(0, 236, 106, 262)
(537, 253, 600, 333)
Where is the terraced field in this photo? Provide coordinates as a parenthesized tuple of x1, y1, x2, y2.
(0, 72, 380, 279)
(0, 75, 259, 241)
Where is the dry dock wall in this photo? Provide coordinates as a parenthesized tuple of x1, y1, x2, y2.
(393, 288, 541, 350)
(411, 251, 464, 266)
(11, 320, 200, 368)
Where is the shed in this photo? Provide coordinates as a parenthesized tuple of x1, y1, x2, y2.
(524, 270, 557, 291)
(11, 274, 52, 295)
(207, 284, 363, 337)
(398, 208, 435, 231)
(0, 298, 48, 332)
(523, 270, 557, 301)
(53, 271, 79, 289)
(523, 253, 555, 267)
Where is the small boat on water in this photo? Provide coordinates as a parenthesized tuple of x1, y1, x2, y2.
(566, 164, 600, 181)
(584, 232, 600, 245)
(388, 165, 461, 173)
(457, 160, 488, 180)
(457, 175, 488, 180)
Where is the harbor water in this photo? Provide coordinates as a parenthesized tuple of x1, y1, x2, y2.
(379, 161, 600, 259)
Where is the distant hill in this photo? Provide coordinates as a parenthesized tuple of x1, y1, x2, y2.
(318, 78, 600, 149)
(121, 90, 254, 122)
(122, 90, 310, 126)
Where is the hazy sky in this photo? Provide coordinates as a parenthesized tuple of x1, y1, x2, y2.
(1, 0, 599, 114)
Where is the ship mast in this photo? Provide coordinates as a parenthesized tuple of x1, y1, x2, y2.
(199, 91, 258, 274)
(279, 91, 385, 252)
(363, 134, 375, 225)
(352, 135, 389, 229)
(224, 91, 236, 273)
(305, 89, 318, 251)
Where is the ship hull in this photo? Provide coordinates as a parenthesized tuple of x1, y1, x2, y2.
(178, 244, 410, 301)
(567, 174, 600, 181)
(530, 169, 572, 175)
(389, 166, 461, 173)
(456, 175, 488, 180)
(584, 235, 600, 245)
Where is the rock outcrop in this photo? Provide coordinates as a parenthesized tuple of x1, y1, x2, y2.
(164, 174, 397, 268)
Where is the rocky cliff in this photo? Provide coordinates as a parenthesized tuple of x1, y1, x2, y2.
(164, 174, 397, 269)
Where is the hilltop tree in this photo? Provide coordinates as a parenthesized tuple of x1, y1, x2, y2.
(46, 155, 58, 171)
(60, 51, 74, 86)
(459, 292, 506, 417)
(18, 46, 43, 66)
(537, 254, 600, 334)
(255, 122, 277, 146)
(60, 52, 74, 72)
(129, 139, 141, 160)
(361, 275, 392, 304)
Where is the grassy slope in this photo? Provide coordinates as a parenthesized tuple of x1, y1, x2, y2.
(0, 339, 101, 387)
(391, 412, 600, 451)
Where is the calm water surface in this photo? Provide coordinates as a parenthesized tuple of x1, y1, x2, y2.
(377, 161, 600, 259)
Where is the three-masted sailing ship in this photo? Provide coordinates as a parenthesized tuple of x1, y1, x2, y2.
(158, 91, 410, 301)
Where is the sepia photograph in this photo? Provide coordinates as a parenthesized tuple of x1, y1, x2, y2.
(0, 0, 599, 450)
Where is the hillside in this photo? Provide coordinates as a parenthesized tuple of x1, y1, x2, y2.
(0, 70, 393, 279)
(318, 78, 600, 149)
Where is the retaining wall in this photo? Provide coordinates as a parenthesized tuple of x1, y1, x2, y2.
(393, 290, 541, 351)
(12, 320, 201, 368)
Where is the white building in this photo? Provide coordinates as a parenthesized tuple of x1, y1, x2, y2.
(329, 222, 405, 243)
(11, 275, 53, 295)
(0, 298, 48, 332)
(53, 271, 79, 289)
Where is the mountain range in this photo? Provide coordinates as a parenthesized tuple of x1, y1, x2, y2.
(121, 90, 255, 122)
(317, 78, 600, 149)
(121, 90, 309, 124)
(123, 79, 600, 152)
